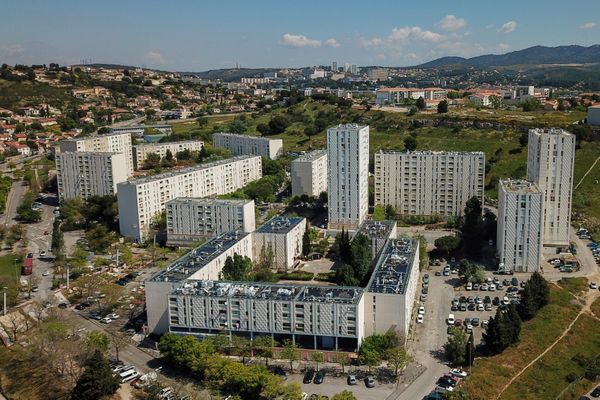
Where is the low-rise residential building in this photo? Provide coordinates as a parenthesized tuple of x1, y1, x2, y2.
(117, 155, 262, 242)
(253, 216, 306, 272)
(59, 132, 134, 176)
(291, 150, 328, 197)
(56, 152, 128, 201)
(5, 141, 31, 156)
(132, 140, 204, 170)
(374, 150, 485, 217)
(166, 198, 255, 246)
(212, 132, 283, 160)
(496, 179, 543, 273)
(375, 87, 448, 105)
(109, 124, 173, 138)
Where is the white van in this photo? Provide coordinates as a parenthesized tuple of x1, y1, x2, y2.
(120, 368, 139, 383)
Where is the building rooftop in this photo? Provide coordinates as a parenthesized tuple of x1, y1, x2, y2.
(172, 280, 363, 304)
(110, 124, 171, 130)
(529, 127, 574, 137)
(149, 231, 250, 283)
(500, 179, 541, 193)
(215, 132, 282, 143)
(61, 132, 132, 142)
(134, 140, 204, 149)
(166, 197, 253, 207)
(256, 216, 305, 235)
(328, 123, 367, 132)
(292, 149, 327, 163)
(119, 155, 259, 186)
(59, 151, 120, 157)
(357, 220, 396, 240)
(366, 237, 418, 295)
(376, 149, 485, 156)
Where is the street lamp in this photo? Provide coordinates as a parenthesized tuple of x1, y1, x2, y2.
(2, 286, 8, 316)
(66, 263, 71, 290)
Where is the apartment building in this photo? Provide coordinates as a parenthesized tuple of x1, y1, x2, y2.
(527, 128, 575, 247)
(166, 198, 255, 246)
(109, 124, 173, 138)
(327, 124, 369, 230)
(291, 150, 328, 197)
(56, 152, 128, 201)
(133, 140, 204, 170)
(252, 216, 307, 272)
(357, 220, 398, 261)
(117, 155, 262, 242)
(59, 132, 134, 176)
(374, 150, 485, 217)
(213, 132, 283, 160)
(588, 105, 600, 126)
(146, 232, 254, 334)
(363, 237, 420, 340)
(496, 179, 543, 272)
(375, 87, 448, 105)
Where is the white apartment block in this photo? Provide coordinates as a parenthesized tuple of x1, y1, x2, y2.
(117, 155, 262, 242)
(59, 132, 134, 176)
(212, 132, 283, 160)
(252, 216, 307, 272)
(133, 140, 204, 170)
(166, 198, 255, 246)
(496, 180, 543, 273)
(527, 128, 575, 247)
(375, 87, 448, 105)
(374, 150, 485, 217)
(291, 150, 328, 197)
(327, 124, 369, 230)
(109, 124, 173, 138)
(56, 152, 128, 201)
(145, 232, 254, 334)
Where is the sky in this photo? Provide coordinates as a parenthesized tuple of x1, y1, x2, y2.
(1, 0, 599, 71)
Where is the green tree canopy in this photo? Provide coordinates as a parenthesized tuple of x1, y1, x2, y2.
(70, 350, 119, 400)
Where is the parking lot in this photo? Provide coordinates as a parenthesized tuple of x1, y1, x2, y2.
(287, 370, 396, 399)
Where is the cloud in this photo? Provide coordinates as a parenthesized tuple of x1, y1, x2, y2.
(358, 36, 383, 48)
(499, 43, 510, 51)
(281, 33, 321, 48)
(143, 51, 165, 64)
(389, 26, 443, 43)
(438, 15, 466, 31)
(498, 21, 517, 33)
(579, 22, 597, 29)
(324, 38, 340, 48)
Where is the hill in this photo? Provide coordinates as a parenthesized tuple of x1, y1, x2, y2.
(0, 79, 75, 110)
(418, 45, 600, 68)
(181, 68, 281, 81)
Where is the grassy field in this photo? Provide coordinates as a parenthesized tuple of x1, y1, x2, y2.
(0, 254, 22, 280)
(457, 280, 586, 400)
(0, 79, 74, 110)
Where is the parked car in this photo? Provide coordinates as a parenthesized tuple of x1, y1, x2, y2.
(481, 283, 489, 291)
(591, 386, 600, 398)
(313, 370, 325, 384)
(365, 375, 376, 388)
(418, 306, 425, 315)
(451, 368, 468, 378)
(466, 282, 473, 291)
(472, 317, 480, 327)
(347, 374, 357, 385)
(42, 270, 50, 276)
(303, 370, 315, 384)
(590, 282, 598, 290)
(101, 317, 112, 324)
(460, 303, 467, 311)
(447, 314, 455, 325)
(417, 314, 424, 324)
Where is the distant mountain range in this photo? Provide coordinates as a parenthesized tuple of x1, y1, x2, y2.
(418, 45, 600, 68)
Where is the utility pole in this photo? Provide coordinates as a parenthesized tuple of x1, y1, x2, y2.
(2, 287, 7, 316)
(66, 263, 71, 290)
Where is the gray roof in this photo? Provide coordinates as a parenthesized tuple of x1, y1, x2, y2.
(255, 216, 305, 235)
(366, 237, 418, 295)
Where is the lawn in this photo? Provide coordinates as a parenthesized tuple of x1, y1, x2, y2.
(0, 254, 22, 281)
(457, 283, 583, 400)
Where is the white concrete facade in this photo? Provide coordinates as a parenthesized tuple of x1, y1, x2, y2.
(327, 124, 369, 230)
(166, 198, 256, 246)
(109, 124, 172, 138)
(496, 179, 543, 273)
(374, 150, 485, 217)
(117, 156, 262, 242)
(527, 128, 575, 247)
(252, 216, 307, 272)
(56, 152, 128, 201)
(59, 132, 134, 176)
(213, 132, 283, 160)
(291, 150, 328, 197)
(133, 140, 204, 170)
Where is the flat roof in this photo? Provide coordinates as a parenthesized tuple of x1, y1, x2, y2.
(214, 132, 282, 143)
(500, 179, 541, 193)
(133, 140, 204, 149)
(149, 231, 250, 283)
(59, 151, 120, 157)
(61, 132, 131, 142)
(292, 149, 327, 163)
(166, 197, 253, 207)
(120, 155, 259, 186)
(366, 237, 418, 295)
(529, 127, 573, 137)
(357, 220, 396, 240)
(110, 124, 171, 130)
(376, 149, 485, 157)
(172, 280, 363, 304)
(256, 216, 305, 235)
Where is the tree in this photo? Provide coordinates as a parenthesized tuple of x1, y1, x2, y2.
(444, 326, 468, 366)
(70, 350, 119, 400)
(359, 348, 381, 371)
(281, 339, 300, 372)
(51, 218, 65, 261)
(386, 347, 412, 376)
(437, 100, 449, 113)
(222, 253, 252, 280)
(332, 351, 349, 374)
(519, 132, 529, 147)
(197, 116, 209, 128)
(267, 115, 290, 135)
(349, 233, 372, 284)
(309, 351, 324, 371)
(253, 335, 275, 366)
(332, 390, 358, 400)
(434, 236, 461, 257)
(403, 136, 417, 151)
(416, 97, 426, 110)
(518, 272, 549, 320)
(228, 119, 247, 134)
(484, 305, 521, 354)
(232, 335, 252, 365)
(302, 229, 312, 257)
(142, 152, 161, 170)
(457, 259, 486, 284)
(85, 331, 110, 353)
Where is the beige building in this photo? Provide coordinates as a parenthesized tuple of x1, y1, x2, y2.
(291, 150, 328, 197)
(133, 140, 204, 170)
(213, 132, 283, 160)
(117, 156, 262, 242)
(252, 216, 306, 272)
(56, 152, 128, 201)
(166, 198, 255, 246)
(374, 150, 485, 217)
(59, 132, 134, 176)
